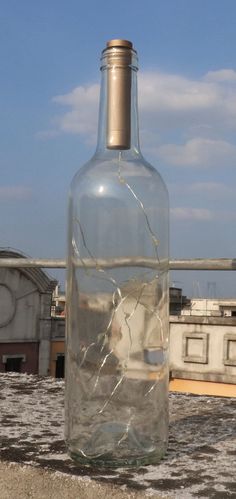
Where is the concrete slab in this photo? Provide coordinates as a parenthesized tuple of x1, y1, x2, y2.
(0, 373, 235, 498)
(0, 461, 164, 499)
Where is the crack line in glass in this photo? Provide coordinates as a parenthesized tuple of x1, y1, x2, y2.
(117, 152, 160, 262)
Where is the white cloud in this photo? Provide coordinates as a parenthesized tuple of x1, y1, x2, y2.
(138, 70, 236, 132)
(138, 71, 220, 113)
(46, 68, 236, 137)
(169, 181, 235, 199)
(171, 207, 214, 221)
(40, 67, 236, 168)
(156, 138, 236, 167)
(204, 69, 236, 82)
(187, 182, 235, 197)
(0, 186, 32, 201)
(171, 206, 236, 222)
(52, 84, 99, 136)
(138, 71, 236, 163)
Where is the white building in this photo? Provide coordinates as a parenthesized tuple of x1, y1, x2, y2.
(181, 297, 236, 317)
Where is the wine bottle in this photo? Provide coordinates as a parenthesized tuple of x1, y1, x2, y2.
(65, 39, 169, 467)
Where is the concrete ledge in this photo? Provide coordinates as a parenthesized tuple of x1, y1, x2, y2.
(0, 461, 158, 499)
(170, 315, 236, 326)
(171, 369, 236, 385)
(0, 373, 235, 498)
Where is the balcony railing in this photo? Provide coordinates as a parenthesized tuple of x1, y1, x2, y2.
(0, 257, 236, 270)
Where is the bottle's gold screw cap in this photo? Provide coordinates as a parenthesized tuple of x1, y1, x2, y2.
(106, 39, 133, 49)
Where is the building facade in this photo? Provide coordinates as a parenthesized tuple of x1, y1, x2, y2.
(169, 296, 236, 392)
(0, 249, 57, 375)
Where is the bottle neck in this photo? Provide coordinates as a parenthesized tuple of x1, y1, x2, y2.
(96, 46, 140, 158)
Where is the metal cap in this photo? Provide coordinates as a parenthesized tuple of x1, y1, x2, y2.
(103, 39, 135, 150)
(106, 39, 133, 49)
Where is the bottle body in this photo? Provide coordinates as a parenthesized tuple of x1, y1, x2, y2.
(65, 153, 169, 466)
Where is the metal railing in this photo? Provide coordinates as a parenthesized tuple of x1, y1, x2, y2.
(0, 257, 236, 270)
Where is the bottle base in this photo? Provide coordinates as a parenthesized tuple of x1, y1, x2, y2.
(69, 448, 166, 468)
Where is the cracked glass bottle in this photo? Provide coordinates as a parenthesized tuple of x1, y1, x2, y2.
(65, 39, 169, 467)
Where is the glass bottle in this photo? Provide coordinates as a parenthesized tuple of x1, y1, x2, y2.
(65, 39, 169, 467)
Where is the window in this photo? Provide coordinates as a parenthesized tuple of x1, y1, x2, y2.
(55, 354, 65, 378)
(2, 354, 26, 373)
(5, 357, 22, 373)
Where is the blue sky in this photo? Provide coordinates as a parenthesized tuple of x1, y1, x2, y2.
(1, 0, 236, 296)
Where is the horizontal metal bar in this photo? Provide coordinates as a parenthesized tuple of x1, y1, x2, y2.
(170, 259, 236, 271)
(0, 257, 236, 271)
(0, 258, 66, 268)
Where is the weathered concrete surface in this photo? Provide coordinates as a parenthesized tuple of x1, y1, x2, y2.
(0, 461, 163, 499)
(0, 373, 235, 498)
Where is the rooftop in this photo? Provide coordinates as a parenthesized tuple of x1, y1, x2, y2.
(0, 373, 235, 498)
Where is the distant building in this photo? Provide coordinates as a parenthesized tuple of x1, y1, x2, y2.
(51, 285, 66, 317)
(169, 287, 190, 315)
(1, 252, 235, 393)
(181, 297, 236, 317)
(46, 286, 236, 385)
(0, 249, 57, 375)
(170, 295, 236, 388)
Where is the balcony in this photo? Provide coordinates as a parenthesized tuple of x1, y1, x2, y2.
(0, 254, 236, 395)
(0, 255, 235, 497)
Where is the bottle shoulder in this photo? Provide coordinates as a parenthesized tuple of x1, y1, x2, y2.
(70, 153, 168, 198)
